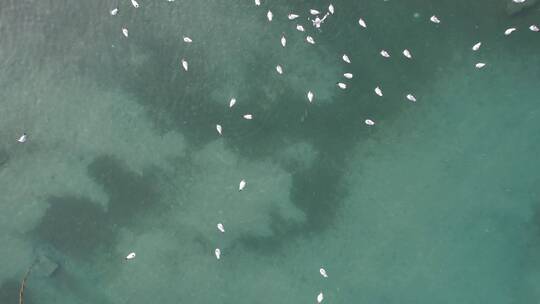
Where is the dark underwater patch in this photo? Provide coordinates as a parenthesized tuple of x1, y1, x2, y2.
(30, 155, 164, 260)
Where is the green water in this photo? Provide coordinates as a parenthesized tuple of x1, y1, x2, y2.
(1, 0, 540, 303)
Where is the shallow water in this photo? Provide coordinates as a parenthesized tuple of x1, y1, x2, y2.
(1, 0, 540, 303)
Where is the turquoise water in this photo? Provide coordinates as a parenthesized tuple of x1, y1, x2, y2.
(1, 0, 540, 303)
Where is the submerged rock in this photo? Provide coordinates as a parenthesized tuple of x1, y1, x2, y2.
(506, 0, 539, 15)
(0, 148, 8, 168)
(32, 254, 59, 277)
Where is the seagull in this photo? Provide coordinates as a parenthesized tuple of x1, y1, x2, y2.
(342, 54, 351, 63)
(337, 82, 347, 89)
(358, 18, 367, 28)
(504, 27, 516, 35)
(267, 10, 273, 21)
(239, 179, 247, 191)
(296, 24, 305, 32)
(311, 13, 330, 28)
(125, 252, 136, 260)
(110, 8, 118, 16)
(243, 114, 253, 120)
(402, 49, 412, 58)
(276, 65, 283, 74)
(530, 25, 539, 32)
(380, 50, 390, 58)
(122, 27, 128, 38)
(306, 36, 315, 44)
(131, 0, 139, 8)
(343, 73, 353, 79)
(307, 91, 314, 103)
(374, 86, 383, 96)
(17, 133, 27, 143)
(229, 98, 236, 108)
(310, 9, 321, 15)
(215, 248, 221, 260)
(317, 292, 324, 303)
(365, 119, 375, 126)
(255, 0, 261, 5)
(406, 94, 417, 102)
(217, 223, 225, 233)
(216, 124, 222, 135)
(475, 62, 486, 69)
(288, 13, 299, 20)
(430, 15, 440, 24)
(183, 36, 193, 43)
(313, 17, 322, 28)
(181, 58, 188, 71)
(328, 4, 334, 14)
(320, 268, 328, 278)
(281, 35, 286, 47)
(472, 42, 482, 51)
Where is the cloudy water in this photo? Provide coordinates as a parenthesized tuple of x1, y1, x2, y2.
(1, 0, 540, 303)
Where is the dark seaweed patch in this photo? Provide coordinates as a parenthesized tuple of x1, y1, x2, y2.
(30, 155, 164, 259)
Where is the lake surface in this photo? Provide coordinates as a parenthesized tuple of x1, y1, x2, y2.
(1, 0, 540, 303)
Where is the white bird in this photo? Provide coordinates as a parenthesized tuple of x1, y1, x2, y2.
(183, 36, 193, 43)
(239, 179, 247, 191)
(317, 292, 324, 303)
(307, 91, 314, 103)
(475, 62, 486, 69)
(374, 86, 383, 96)
(358, 18, 367, 28)
(131, 0, 139, 8)
(430, 15, 440, 24)
(342, 54, 351, 63)
(243, 114, 253, 120)
(125, 252, 136, 260)
(328, 4, 334, 14)
(472, 42, 482, 51)
(402, 49, 412, 58)
(17, 133, 27, 143)
(296, 24, 305, 32)
(276, 65, 283, 74)
(311, 14, 328, 28)
(217, 223, 225, 233)
(406, 94, 417, 102)
(215, 248, 221, 260)
(504, 27, 516, 35)
(267, 10, 273, 21)
(216, 124, 222, 135)
(110, 8, 118, 16)
(181, 58, 188, 71)
(365, 119, 375, 126)
(306, 36, 315, 44)
(229, 98, 236, 108)
(530, 25, 539, 32)
(343, 73, 353, 79)
(288, 13, 299, 20)
(513, 0, 526, 3)
(122, 27, 128, 38)
(281, 35, 286, 47)
(320, 268, 328, 278)
(380, 50, 390, 58)
(255, 0, 261, 5)
(337, 82, 347, 89)
(310, 9, 321, 15)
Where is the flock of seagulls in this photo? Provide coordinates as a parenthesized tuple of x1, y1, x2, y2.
(10, 0, 537, 302)
(108, 0, 350, 303)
